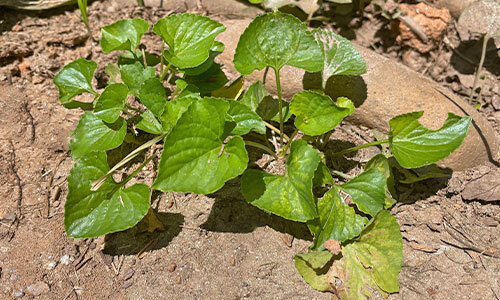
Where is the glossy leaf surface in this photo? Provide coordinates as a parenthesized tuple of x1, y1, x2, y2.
(290, 91, 354, 136)
(234, 11, 322, 74)
(69, 112, 127, 159)
(94, 83, 128, 123)
(153, 98, 248, 194)
(153, 13, 226, 68)
(100, 18, 149, 53)
(54, 58, 97, 106)
(389, 112, 471, 168)
(241, 140, 320, 222)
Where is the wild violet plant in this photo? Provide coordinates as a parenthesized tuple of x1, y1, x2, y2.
(54, 12, 471, 299)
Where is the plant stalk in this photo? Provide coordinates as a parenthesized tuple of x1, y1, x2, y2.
(263, 121, 289, 142)
(274, 68, 284, 148)
(160, 62, 172, 81)
(469, 34, 489, 102)
(332, 139, 389, 157)
(281, 128, 298, 154)
(245, 141, 278, 159)
(114, 152, 156, 193)
(91, 133, 167, 191)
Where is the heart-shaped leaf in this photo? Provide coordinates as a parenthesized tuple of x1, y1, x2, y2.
(65, 151, 150, 238)
(308, 188, 368, 251)
(159, 94, 199, 132)
(100, 18, 150, 53)
(241, 139, 320, 222)
(331, 210, 402, 299)
(290, 91, 354, 136)
(183, 63, 228, 95)
(233, 11, 322, 75)
(135, 110, 163, 134)
(153, 98, 248, 194)
(138, 78, 167, 117)
(94, 83, 128, 123)
(227, 100, 266, 135)
(365, 154, 397, 209)
(389, 112, 471, 169)
(69, 112, 127, 159)
(120, 61, 156, 96)
(294, 251, 333, 292)
(54, 58, 97, 106)
(153, 13, 226, 69)
(181, 41, 225, 76)
(339, 168, 386, 217)
(240, 81, 268, 112)
(312, 28, 366, 88)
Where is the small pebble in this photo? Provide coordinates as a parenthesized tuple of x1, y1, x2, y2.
(12, 25, 22, 32)
(13, 290, 24, 298)
(52, 200, 61, 208)
(121, 268, 135, 281)
(60, 255, 73, 266)
(175, 275, 182, 284)
(44, 261, 57, 270)
(167, 263, 176, 272)
(121, 281, 133, 289)
(26, 281, 49, 296)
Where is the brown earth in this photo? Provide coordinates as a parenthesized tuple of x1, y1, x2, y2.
(0, 1, 499, 300)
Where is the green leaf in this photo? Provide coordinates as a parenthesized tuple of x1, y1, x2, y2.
(365, 154, 397, 208)
(183, 63, 228, 95)
(389, 112, 472, 168)
(100, 18, 149, 53)
(339, 168, 386, 217)
(181, 41, 225, 76)
(332, 210, 402, 299)
(308, 188, 368, 251)
(94, 83, 128, 123)
(241, 139, 320, 222)
(312, 162, 334, 188)
(233, 11, 322, 75)
(257, 94, 292, 122)
(312, 28, 366, 88)
(153, 98, 248, 194)
(153, 13, 226, 68)
(65, 152, 150, 238)
(294, 251, 333, 292)
(135, 110, 163, 134)
(54, 58, 97, 106)
(120, 62, 156, 96)
(240, 81, 268, 111)
(159, 94, 200, 131)
(138, 78, 167, 117)
(291, 91, 354, 136)
(118, 51, 161, 67)
(104, 63, 120, 84)
(227, 100, 266, 135)
(69, 112, 127, 159)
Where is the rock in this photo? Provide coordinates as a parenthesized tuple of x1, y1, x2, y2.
(26, 281, 49, 296)
(44, 261, 57, 270)
(492, 95, 500, 111)
(215, 17, 499, 171)
(59, 255, 73, 266)
(437, 0, 475, 19)
(13, 290, 25, 298)
(462, 169, 500, 201)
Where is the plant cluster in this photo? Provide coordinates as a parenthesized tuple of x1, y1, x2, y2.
(54, 11, 471, 299)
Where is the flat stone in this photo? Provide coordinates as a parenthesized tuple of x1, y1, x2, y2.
(216, 18, 499, 171)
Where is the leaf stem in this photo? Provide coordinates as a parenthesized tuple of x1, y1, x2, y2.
(114, 152, 156, 192)
(245, 140, 278, 159)
(91, 133, 167, 191)
(263, 121, 289, 142)
(160, 62, 172, 81)
(274, 68, 284, 148)
(331, 170, 353, 180)
(281, 128, 298, 155)
(332, 139, 389, 157)
(469, 34, 489, 102)
(125, 104, 142, 113)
